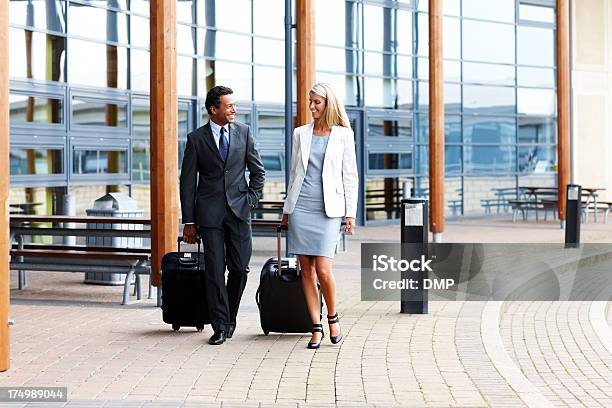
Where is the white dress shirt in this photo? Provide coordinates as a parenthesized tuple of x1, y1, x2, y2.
(209, 120, 230, 150)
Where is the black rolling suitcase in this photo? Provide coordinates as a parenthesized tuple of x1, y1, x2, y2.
(256, 226, 321, 335)
(161, 237, 210, 332)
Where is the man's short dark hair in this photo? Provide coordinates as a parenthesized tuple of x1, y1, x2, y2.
(205, 86, 234, 115)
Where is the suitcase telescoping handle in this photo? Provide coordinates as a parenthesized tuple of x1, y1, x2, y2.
(177, 236, 201, 270)
(276, 225, 299, 277)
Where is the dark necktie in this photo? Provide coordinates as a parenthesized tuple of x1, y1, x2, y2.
(219, 127, 229, 161)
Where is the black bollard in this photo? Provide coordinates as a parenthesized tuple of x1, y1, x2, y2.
(400, 198, 429, 314)
(564, 184, 581, 248)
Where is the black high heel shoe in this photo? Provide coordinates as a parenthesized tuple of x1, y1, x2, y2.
(307, 324, 324, 349)
(328, 313, 343, 344)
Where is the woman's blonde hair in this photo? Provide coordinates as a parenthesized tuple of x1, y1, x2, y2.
(310, 83, 351, 129)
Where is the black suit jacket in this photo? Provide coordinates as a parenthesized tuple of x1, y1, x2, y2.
(180, 121, 265, 228)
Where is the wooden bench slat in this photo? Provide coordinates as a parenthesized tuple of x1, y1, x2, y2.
(10, 227, 151, 238)
(10, 215, 151, 224)
(10, 249, 150, 260)
(12, 244, 151, 254)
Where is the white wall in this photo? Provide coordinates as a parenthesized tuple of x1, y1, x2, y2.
(571, 0, 612, 201)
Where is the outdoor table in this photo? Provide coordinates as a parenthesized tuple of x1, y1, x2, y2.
(518, 187, 557, 221)
(519, 186, 606, 223)
(519, 186, 558, 201)
(519, 186, 557, 201)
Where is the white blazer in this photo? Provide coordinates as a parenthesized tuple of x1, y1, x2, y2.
(283, 123, 359, 218)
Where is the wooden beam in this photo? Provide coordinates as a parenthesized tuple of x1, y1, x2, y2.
(150, 0, 178, 287)
(429, 0, 444, 236)
(557, 0, 570, 220)
(0, 0, 10, 372)
(296, 0, 315, 126)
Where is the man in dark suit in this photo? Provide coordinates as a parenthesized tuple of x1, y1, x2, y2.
(180, 86, 265, 345)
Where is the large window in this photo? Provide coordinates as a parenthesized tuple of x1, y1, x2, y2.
(9, 0, 66, 31)
(462, 20, 515, 64)
(365, 112, 413, 222)
(67, 39, 128, 89)
(68, 3, 128, 43)
(9, 28, 65, 82)
(255, 112, 288, 179)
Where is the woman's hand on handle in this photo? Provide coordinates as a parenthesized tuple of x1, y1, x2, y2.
(344, 217, 355, 235)
(280, 213, 289, 229)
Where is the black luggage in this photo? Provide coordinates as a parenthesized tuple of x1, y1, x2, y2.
(256, 226, 321, 335)
(161, 237, 210, 332)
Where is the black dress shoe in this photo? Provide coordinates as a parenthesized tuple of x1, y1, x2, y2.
(208, 331, 227, 345)
(227, 325, 235, 339)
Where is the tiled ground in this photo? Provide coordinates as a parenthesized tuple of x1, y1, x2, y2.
(2, 216, 611, 407)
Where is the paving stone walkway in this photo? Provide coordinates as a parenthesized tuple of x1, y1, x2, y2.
(2, 217, 611, 407)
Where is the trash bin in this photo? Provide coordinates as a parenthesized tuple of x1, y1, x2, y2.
(84, 193, 144, 285)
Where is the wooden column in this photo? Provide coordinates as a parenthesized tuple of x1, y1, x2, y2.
(296, 0, 315, 126)
(429, 0, 444, 239)
(150, 0, 178, 287)
(557, 0, 570, 221)
(1, 0, 10, 372)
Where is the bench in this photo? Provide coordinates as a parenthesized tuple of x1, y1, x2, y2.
(525, 198, 611, 224)
(448, 200, 462, 217)
(539, 199, 558, 221)
(582, 201, 612, 224)
(479, 189, 520, 215)
(250, 201, 284, 237)
(508, 199, 540, 222)
(10, 215, 152, 305)
(250, 200, 348, 252)
(493, 188, 518, 213)
(480, 199, 497, 215)
(251, 200, 284, 220)
(508, 198, 558, 223)
(509, 198, 611, 224)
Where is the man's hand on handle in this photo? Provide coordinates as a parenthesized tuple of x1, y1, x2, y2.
(183, 223, 198, 244)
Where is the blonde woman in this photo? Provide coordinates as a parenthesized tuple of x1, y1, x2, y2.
(281, 83, 359, 349)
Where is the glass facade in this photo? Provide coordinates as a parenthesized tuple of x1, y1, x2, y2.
(8, 0, 557, 223)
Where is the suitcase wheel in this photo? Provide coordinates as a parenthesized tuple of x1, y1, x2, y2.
(263, 330, 269, 336)
(172, 324, 180, 331)
(196, 326, 204, 332)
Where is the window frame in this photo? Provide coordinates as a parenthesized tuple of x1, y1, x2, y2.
(68, 87, 131, 135)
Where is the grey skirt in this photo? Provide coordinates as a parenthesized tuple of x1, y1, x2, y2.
(287, 197, 342, 258)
